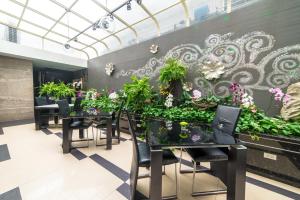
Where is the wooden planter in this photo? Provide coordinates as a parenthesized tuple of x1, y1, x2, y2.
(238, 133, 300, 187)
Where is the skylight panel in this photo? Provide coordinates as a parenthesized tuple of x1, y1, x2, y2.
(0, 0, 24, 17)
(51, 23, 79, 39)
(27, 0, 65, 20)
(133, 18, 157, 42)
(76, 34, 97, 45)
(46, 32, 68, 43)
(85, 28, 109, 40)
(94, 0, 125, 11)
(102, 36, 120, 50)
(23, 9, 56, 29)
(69, 40, 86, 49)
(115, 28, 136, 47)
(0, 13, 18, 26)
(142, 0, 179, 14)
(71, 0, 107, 22)
(114, 1, 148, 25)
(19, 21, 47, 35)
(92, 42, 107, 55)
(60, 12, 91, 32)
(84, 47, 97, 58)
(56, 0, 77, 8)
(155, 4, 186, 34)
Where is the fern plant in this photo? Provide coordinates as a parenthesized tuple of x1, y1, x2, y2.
(123, 76, 152, 113)
(159, 58, 187, 87)
(39, 82, 75, 100)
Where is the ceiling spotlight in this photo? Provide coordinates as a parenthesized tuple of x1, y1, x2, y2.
(136, 0, 142, 5)
(127, 2, 131, 10)
(74, 37, 78, 42)
(99, 16, 115, 32)
(108, 13, 114, 20)
(64, 43, 71, 49)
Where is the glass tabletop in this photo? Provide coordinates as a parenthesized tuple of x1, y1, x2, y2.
(146, 120, 230, 148)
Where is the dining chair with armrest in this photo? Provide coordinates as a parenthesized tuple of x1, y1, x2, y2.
(179, 105, 241, 197)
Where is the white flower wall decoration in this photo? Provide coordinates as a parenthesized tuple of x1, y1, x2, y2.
(105, 63, 115, 76)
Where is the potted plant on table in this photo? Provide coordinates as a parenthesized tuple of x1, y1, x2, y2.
(39, 82, 75, 103)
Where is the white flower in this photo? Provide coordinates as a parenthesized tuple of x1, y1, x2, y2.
(165, 94, 173, 108)
(109, 92, 119, 100)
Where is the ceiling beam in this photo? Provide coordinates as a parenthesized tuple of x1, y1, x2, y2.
(180, 0, 190, 27)
(138, 2, 160, 36)
(16, 0, 28, 28)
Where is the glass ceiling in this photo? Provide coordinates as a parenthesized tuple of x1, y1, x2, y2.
(0, 0, 254, 60)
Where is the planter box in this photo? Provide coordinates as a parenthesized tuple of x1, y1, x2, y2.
(238, 133, 300, 187)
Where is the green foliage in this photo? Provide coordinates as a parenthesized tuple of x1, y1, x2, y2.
(236, 108, 300, 138)
(142, 105, 300, 138)
(81, 88, 120, 113)
(39, 82, 75, 100)
(123, 76, 152, 113)
(159, 58, 187, 86)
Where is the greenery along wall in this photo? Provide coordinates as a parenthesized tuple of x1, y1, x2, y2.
(88, 0, 300, 116)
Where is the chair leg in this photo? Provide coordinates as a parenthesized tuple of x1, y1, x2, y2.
(175, 163, 178, 197)
(179, 148, 183, 172)
(192, 161, 196, 194)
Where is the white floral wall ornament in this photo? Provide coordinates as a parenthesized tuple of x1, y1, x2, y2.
(199, 54, 225, 80)
(105, 63, 115, 76)
(149, 44, 159, 54)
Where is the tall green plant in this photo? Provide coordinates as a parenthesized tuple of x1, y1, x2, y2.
(159, 58, 187, 86)
(123, 76, 152, 113)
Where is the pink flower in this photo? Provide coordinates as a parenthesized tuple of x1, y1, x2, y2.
(192, 90, 202, 99)
(283, 95, 291, 105)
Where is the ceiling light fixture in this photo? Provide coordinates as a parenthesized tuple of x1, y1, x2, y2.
(127, 2, 131, 10)
(65, 0, 135, 49)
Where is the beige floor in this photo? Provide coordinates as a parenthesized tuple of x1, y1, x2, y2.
(0, 123, 299, 200)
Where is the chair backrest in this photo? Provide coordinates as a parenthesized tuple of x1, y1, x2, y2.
(73, 97, 83, 112)
(57, 99, 70, 117)
(35, 96, 48, 106)
(212, 105, 241, 144)
(125, 110, 140, 200)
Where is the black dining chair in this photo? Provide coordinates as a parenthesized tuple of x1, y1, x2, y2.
(126, 110, 179, 200)
(57, 99, 93, 147)
(93, 101, 124, 146)
(179, 105, 241, 197)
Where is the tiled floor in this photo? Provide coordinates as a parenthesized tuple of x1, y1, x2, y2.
(0, 122, 299, 200)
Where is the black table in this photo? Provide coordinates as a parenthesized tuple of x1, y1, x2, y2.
(34, 104, 73, 130)
(133, 120, 247, 200)
(62, 111, 112, 153)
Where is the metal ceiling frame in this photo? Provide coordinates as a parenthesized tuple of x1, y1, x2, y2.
(0, 0, 237, 59)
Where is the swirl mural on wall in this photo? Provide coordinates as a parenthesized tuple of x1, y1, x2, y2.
(116, 31, 300, 96)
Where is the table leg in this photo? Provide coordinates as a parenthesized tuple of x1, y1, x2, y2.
(54, 116, 59, 125)
(62, 118, 72, 153)
(227, 145, 247, 200)
(149, 148, 163, 200)
(106, 118, 112, 150)
(79, 129, 84, 139)
(34, 109, 41, 130)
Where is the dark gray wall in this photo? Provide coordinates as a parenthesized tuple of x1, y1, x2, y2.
(0, 56, 34, 122)
(88, 0, 300, 115)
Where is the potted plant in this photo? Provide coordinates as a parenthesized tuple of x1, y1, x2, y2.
(159, 58, 187, 104)
(39, 82, 75, 103)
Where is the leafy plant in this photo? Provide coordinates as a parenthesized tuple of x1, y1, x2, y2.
(123, 76, 152, 113)
(159, 58, 187, 87)
(39, 82, 75, 100)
